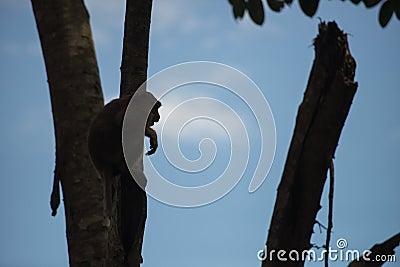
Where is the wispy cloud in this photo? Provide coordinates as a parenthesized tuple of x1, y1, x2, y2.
(85, 0, 125, 26)
(151, 0, 282, 51)
(1, 40, 41, 57)
(151, 0, 183, 35)
(153, 93, 256, 147)
(84, 0, 125, 47)
(151, 0, 222, 35)
(389, 126, 400, 145)
(13, 107, 53, 139)
(151, 0, 225, 50)
(0, 0, 29, 9)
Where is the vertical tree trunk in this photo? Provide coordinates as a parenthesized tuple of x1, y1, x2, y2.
(120, 0, 153, 96)
(31, 1, 108, 266)
(263, 21, 358, 267)
(114, 1, 153, 266)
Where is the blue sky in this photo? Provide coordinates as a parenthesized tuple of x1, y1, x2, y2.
(0, 0, 399, 266)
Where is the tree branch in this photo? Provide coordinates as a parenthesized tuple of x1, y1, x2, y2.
(348, 233, 400, 267)
(324, 159, 334, 267)
(263, 21, 358, 267)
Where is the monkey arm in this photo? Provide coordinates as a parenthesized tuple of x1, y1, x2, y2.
(144, 100, 161, 156)
(145, 127, 158, 156)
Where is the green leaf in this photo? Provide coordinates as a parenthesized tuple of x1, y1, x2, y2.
(393, 0, 400, 19)
(234, 4, 246, 18)
(379, 0, 393, 27)
(229, 0, 246, 19)
(299, 0, 320, 17)
(228, 0, 242, 5)
(267, 0, 285, 12)
(363, 0, 382, 8)
(247, 0, 265, 25)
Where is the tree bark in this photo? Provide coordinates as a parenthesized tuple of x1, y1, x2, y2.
(31, 0, 108, 266)
(263, 21, 358, 267)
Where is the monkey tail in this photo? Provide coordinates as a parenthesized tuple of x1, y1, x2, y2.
(50, 164, 60, 217)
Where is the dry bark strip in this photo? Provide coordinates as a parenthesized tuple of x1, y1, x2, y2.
(263, 21, 358, 267)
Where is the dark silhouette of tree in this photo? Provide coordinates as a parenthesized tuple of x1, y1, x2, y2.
(349, 233, 400, 267)
(31, 1, 108, 266)
(262, 20, 357, 267)
(30, 0, 399, 266)
(31, 0, 152, 266)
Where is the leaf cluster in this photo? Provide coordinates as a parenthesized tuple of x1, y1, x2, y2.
(227, 0, 400, 27)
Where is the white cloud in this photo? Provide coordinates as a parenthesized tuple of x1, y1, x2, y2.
(84, 0, 125, 47)
(151, 0, 221, 35)
(13, 107, 53, 139)
(150, 0, 282, 52)
(1, 40, 41, 57)
(85, 0, 125, 22)
(91, 28, 113, 47)
(0, 0, 29, 8)
(154, 93, 254, 146)
(151, 0, 224, 49)
(151, 0, 183, 35)
(389, 126, 400, 145)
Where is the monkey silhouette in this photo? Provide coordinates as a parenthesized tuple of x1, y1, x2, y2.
(88, 90, 161, 263)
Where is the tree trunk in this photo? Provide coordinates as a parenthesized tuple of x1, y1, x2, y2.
(31, 0, 108, 266)
(263, 21, 358, 267)
(111, 0, 153, 266)
(120, 0, 153, 96)
(32, 0, 154, 265)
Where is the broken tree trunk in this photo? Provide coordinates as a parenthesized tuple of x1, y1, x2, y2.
(262, 21, 358, 267)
